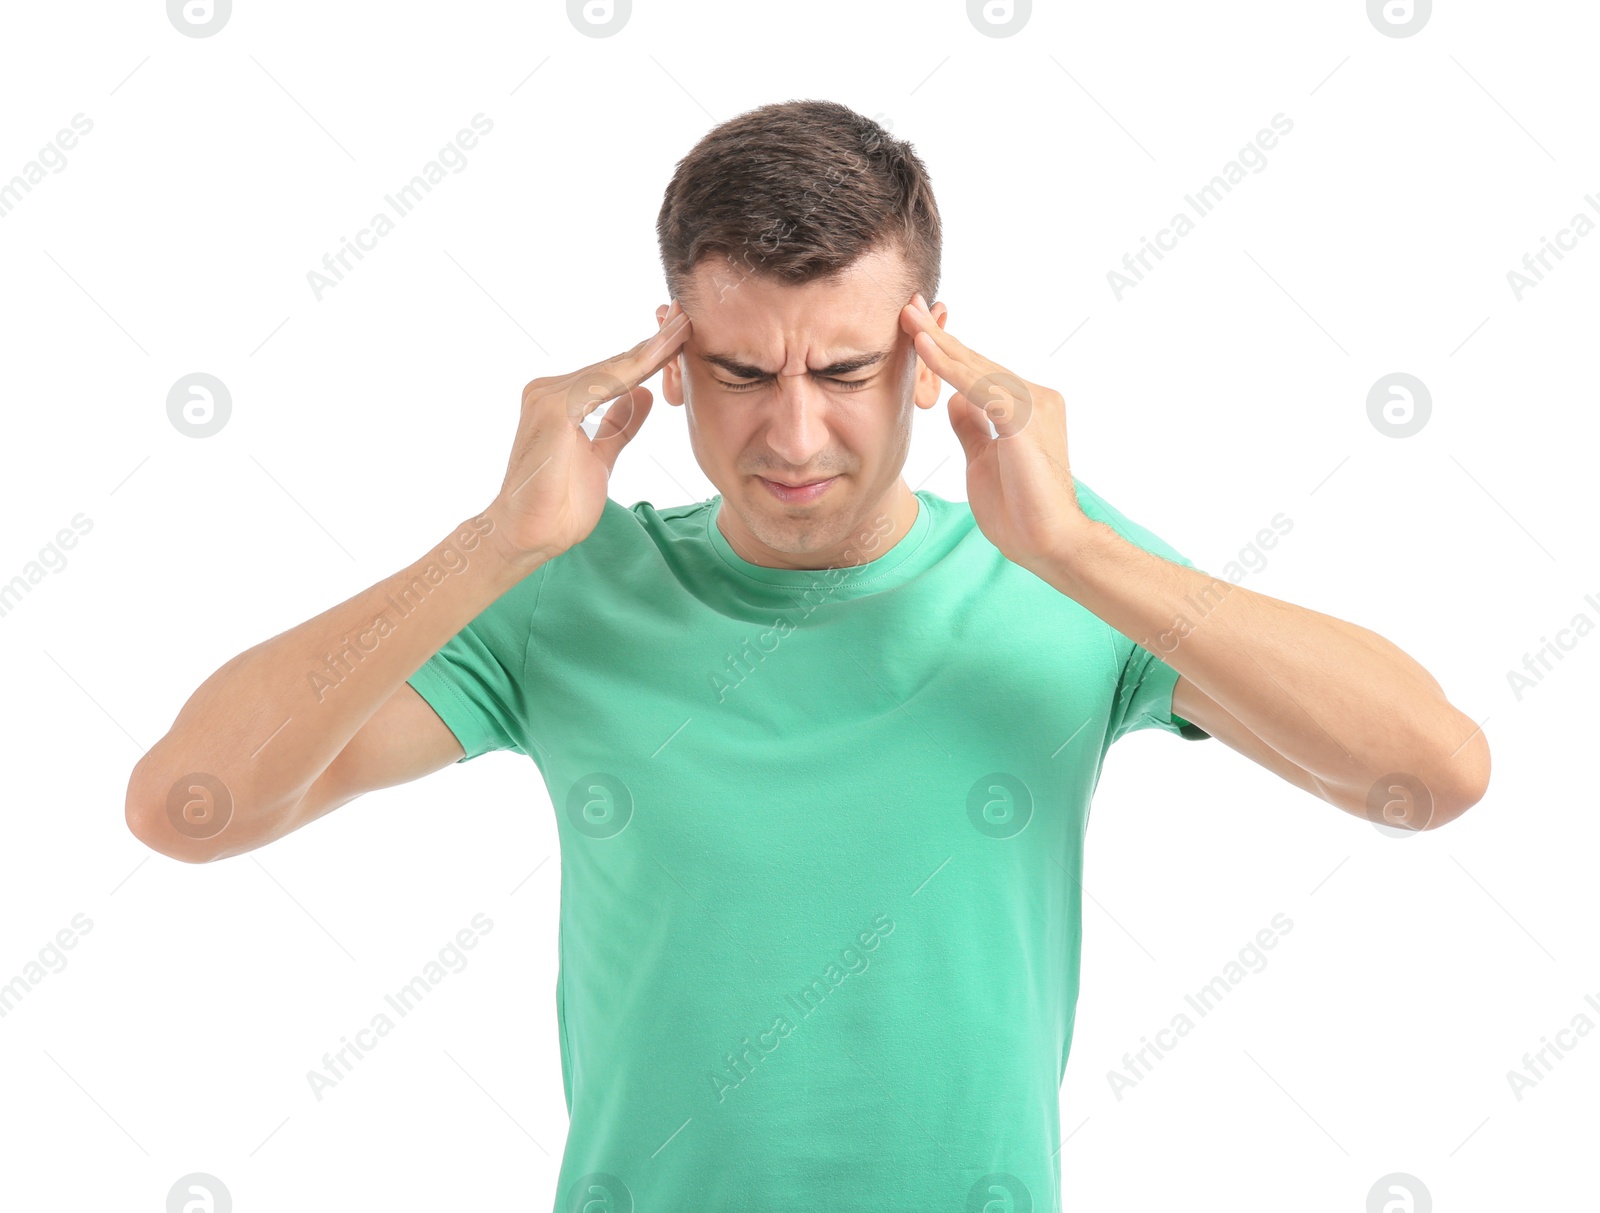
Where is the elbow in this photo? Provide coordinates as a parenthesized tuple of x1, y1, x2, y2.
(124, 762, 231, 864)
(1417, 723, 1492, 831)
(126, 804, 213, 865)
(1419, 779, 1488, 831)
(1357, 717, 1490, 833)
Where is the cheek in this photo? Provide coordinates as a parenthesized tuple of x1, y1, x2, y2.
(682, 379, 740, 456)
(890, 341, 925, 394)
(838, 387, 910, 457)
(678, 360, 708, 410)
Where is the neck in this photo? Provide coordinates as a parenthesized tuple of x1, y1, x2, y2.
(714, 479, 921, 571)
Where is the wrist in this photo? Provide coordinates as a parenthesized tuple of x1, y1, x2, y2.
(1033, 517, 1120, 595)
(461, 509, 554, 588)
(476, 505, 566, 572)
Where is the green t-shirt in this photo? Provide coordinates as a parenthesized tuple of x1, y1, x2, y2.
(406, 480, 1208, 1212)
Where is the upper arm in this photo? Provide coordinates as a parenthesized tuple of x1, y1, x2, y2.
(289, 559, 551, 839)
(288, 681, 467, 832)
(1172, 674, 1338, 807)
(133, 682, 468, 864)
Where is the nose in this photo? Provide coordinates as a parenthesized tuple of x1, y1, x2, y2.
(762, 373, 832, 470)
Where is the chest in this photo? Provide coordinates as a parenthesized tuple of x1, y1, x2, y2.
(525, 582, 1121, 863)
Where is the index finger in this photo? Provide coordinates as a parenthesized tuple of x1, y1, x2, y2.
(562, 301, 692, 422)
(900, 295, 1037, 436)
(899, 294, 993, 396)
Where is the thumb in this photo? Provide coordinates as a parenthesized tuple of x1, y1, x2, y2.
(947, 392, 991, 464)
(591, 385, 652, 474)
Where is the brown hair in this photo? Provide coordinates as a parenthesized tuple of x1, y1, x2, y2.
(656, 99, 941, 310)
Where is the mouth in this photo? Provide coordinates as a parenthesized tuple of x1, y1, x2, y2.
(757, 474, 839, 504)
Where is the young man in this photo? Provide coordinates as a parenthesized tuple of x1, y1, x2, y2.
(126, 100, 1489, 1211)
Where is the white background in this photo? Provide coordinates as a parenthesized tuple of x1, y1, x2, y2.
(1, 1, 1594, 1210)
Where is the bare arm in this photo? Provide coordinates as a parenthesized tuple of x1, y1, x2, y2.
(896, 293, 1490, 831)
(1062, 525, 1490, 829)
(124, 301, 693, 863)
(123, 523, 546, 862)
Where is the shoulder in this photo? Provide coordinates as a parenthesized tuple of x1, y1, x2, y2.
(1071, 477, 1195, 569)
(535, 495, 717, 591)
(566, 495, 714, 554)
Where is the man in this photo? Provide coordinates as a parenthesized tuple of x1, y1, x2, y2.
(126, 100, 1490, 1211)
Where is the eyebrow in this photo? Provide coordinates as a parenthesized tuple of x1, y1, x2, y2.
(699, 349, 891, 379)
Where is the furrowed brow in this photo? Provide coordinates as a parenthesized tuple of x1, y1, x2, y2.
(700, 350, 891, 378)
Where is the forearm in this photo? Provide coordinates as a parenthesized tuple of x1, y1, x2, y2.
(1033, 519, 1489, 813)
(127, 512, 544, 836)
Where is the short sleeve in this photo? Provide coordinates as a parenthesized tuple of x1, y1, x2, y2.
(404, 560, 550, 762)
(1073, 480, 1211, 744)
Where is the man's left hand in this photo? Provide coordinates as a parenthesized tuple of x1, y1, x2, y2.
(900, 292, 1086, 574)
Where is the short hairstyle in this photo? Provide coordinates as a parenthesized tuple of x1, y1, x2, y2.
(656, 99, 941, 311)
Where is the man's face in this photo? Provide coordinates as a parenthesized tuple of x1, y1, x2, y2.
(656, 243, 947, 570)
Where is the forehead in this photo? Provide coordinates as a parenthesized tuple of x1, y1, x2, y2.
(682, 244, 913, 366)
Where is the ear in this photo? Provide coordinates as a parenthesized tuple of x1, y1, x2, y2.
(656, 302, 685, 407)
(912, 300, 948, 410)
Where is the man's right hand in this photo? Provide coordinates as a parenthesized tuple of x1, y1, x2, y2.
(125, 303, 693, 863)
(485, 299, 692, 567)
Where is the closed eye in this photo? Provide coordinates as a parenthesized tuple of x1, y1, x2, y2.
(714, 374, 874, 392)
